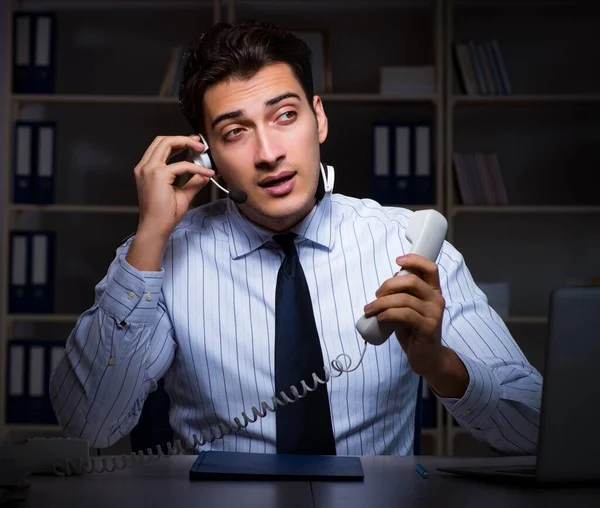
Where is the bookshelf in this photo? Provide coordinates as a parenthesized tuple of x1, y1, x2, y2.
(0, 0, 447, 455)
(14, 93, 439, 104)
(443, 0, 600, 456)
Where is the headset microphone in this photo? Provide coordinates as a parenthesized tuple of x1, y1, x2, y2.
(208, 177, 248, 204)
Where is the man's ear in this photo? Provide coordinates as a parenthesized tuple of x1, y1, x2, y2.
(312, 95, 328, 144)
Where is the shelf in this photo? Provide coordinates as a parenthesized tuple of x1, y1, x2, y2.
(450, 205, 600, 215)
(12, 94, 180, 105)
(503, 316, 548, 325)
(455, 0, 589, 8)
(19, 0, 437, 10)
(449, 426, 469, 437)
(11, 204, 139, 214)
(3, 423, 62, 433)
(452, 94, 600, 106)
(17, 0, 214, 10)
(7, 314, 81, 323)
(12, 203, 439, 214)
(385, 204, 440, 211)
(321, 93, 438, 103)
(2, 424, 64, 440)
(12, 93, 439, 105)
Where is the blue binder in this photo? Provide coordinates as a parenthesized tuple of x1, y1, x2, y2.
(411, 123, 435, 205)
(371, 122, 435, 205)
(9, 232, 30, 313)
(9, 231, 55, 313)
(12, 123, 33, 203)
(372, 123, 393, 204)
(5, 341, 27, 423)
(33, 122, 56, 203)
(372, 123, 412, 205)
(12, 121, 56, 204)
(5, 339, 63, 424)
(29, 231, 55, 313)
(12, 12, 56, 94)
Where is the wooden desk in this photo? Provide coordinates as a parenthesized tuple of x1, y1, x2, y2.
(21, 455, 600, 508)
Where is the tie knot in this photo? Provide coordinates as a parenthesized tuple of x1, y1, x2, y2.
(273, 233, 297, 258)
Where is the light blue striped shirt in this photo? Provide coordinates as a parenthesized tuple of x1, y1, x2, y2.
(49, 193, 542, 455)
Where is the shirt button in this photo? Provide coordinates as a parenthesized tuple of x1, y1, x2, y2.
(127, 291, 136, 300)
(108, 357, 116, 366)
(462, 409, 471, 416)
(145, 292, 152, 302)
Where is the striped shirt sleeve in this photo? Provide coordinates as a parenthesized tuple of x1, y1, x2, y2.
(49, 240, 177, 448)
(435, 242, 542, 455)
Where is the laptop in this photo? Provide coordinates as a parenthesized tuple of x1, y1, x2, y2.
(438, 285, 600, 484)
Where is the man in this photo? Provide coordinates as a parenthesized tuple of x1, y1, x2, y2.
(50, 20, 542, 456)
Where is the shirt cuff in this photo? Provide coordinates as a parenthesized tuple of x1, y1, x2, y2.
(98, 254, 164, 325)
(436, 351, 502, 430)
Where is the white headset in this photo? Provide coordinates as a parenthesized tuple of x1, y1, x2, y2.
(194, 133, 213, 169)
(319, 161, 335, 194)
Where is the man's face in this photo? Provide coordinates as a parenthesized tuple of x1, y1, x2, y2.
(203, 62, 328, 232)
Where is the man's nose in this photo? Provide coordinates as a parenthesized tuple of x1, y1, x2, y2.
(254, 132, 285, 170)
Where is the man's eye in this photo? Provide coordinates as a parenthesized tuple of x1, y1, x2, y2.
(224, 128, 243, 140)
(279, 111, 297, 121)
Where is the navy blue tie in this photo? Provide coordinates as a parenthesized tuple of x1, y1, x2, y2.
(273, 233, 336, 455)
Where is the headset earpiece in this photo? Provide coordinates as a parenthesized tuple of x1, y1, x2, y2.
(320, 162, 335, 193)
(316, 162, 335, 200)
(192, 133, 212, 169)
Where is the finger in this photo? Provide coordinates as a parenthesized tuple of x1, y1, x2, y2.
(168, 134, 205, 163)
(395, 254, 441, 289)
(179, 173, 211, 201)
(151, 161, 215, 179)
(375, 272, 433, 300)
(363, 292, 428, 319)
(147, 136, 206, 167)
(375, 307, 426, 330)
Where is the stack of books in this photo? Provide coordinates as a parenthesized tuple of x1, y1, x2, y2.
(454, 39, 512, 95)
(453, 152, 508, 205)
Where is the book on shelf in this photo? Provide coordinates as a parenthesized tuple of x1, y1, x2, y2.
(454, 39, 512, 96)
(158, 45, 185, 97)
(453, 152, 508, 205)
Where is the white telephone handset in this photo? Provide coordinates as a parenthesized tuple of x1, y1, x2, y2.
(355, 209, 448, 345)
(39, 209, 447, 476)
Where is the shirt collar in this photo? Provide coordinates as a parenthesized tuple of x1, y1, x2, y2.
(226, 193, 334, 259)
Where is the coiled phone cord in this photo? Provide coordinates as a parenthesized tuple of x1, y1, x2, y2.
(53, 342, 369, 476)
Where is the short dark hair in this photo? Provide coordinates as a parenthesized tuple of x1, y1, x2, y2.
(179, 20, 315, 135)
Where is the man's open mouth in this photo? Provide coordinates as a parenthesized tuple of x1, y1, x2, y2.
(258, 172, 296, 187)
